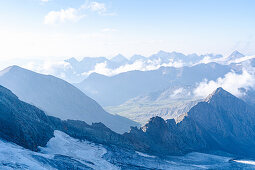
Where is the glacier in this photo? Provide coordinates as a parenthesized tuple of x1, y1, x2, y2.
(0, 130, 255, 169)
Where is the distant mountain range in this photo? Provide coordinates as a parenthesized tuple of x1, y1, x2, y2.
(30, 50, 245, 83)
(74, 51, 255, 125)
(0, 66, 139, 133)
(76, 62, 232, 106)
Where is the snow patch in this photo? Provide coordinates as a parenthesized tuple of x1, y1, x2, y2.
(136, 151, 156, 158)
(40, 130, 119, 169)
(234, 160, 255, 166)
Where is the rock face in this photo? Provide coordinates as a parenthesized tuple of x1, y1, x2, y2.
(0, 86, 54, 151)
(124, 87, 255, 157)
(0, 66, 139, 133)
(1, 85, 255, 158)
(0, 85, 131, 152)
(48, 117, 132, 148)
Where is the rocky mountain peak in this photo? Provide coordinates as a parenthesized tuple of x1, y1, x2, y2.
(142, 116, 167, 132)
(228, 50, 245, 61)
(204, 87, 235, 104)
(111, 54, 128, 63)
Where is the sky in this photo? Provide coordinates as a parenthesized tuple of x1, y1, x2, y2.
(0, 0, 254, 63)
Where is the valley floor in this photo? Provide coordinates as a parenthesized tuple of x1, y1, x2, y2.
(0, 131, 255, 170)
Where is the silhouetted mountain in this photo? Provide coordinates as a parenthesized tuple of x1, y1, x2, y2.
(0, 85, 54, 151)
(227, 50, 245, 62)
(1, 85, 255, 159)
(58, 51, 228, 83)
(0, 66, 139, 133)
(124, 87, 255, 157)
(110, 54, 129, 65)
(0, 84, 131, 154)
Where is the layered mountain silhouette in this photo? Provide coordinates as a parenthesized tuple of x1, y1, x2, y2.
(0, 85, 54, 151)
(0, 66, 139, 133)
(106, 85, 201, 125)
(1, 84, 255, 158)
(60, 51, 230, 83)
(0, 84, 129, 151)
(76, 63, 231, 106)
(227, 50, 245, 63)
(124, 87, 255, 157)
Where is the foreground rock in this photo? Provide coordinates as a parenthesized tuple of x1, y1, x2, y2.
(124, 87, 255, 157)
(0, 66, 139, 133)
(0, 86, 54, 151)
(1, 84, 255, 159)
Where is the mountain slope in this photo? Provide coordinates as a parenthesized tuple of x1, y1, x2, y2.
(124, 87, 255, 157)
(1, 83, 255, 159)
(106, 85, 201, 125)
(0, 85, 54, 151)
(77, 63, 231, 106)
(0, 66, 139, 133)
(227, 50, 245, 63)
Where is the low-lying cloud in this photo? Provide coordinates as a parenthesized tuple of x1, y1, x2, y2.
(82, 59, 183, 77)
(194, 68, 255, 98)
(23, 60, 73, 79)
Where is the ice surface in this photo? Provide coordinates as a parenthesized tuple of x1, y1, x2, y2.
(1, 131, 255, 169)
(39, 130, 119, 170)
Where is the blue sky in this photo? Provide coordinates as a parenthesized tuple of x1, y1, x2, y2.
(0, 0, 254, 61)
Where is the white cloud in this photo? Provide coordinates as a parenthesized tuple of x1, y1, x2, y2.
(194, 69, 255, 98)
(101, 28, 118, 32)
(88, 2, 106, 14)
(82, 59, 184, 77)
(44, 1, 113, 24)
(23, 60, 72, 79)
(44, 8, 85, 24)
(171, 88, 184, 97)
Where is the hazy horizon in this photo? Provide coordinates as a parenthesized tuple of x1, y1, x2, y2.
(0, 0, 254, 63)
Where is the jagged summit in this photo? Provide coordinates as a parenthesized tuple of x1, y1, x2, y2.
(227, 50, 245, 61)
(205, 87, 235, 103)
(141, 116, 166, 132)
(230, 50, 244, 56)
(111, 54, 128, 63)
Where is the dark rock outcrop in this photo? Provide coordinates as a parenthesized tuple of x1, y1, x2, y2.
(124, 87, 255, 157)
(0, 86, 54, 151)
(0, 84, 132, 152)
(48, 117, 132, 148)
(1, 85, 255, 158)
(0, 65, 139, 134)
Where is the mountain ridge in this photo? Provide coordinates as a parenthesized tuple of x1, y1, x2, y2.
(0, 65, 139, 133)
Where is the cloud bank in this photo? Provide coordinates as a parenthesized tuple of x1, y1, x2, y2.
(194, 68, 255, 98)
(82, 59, 183, 77)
